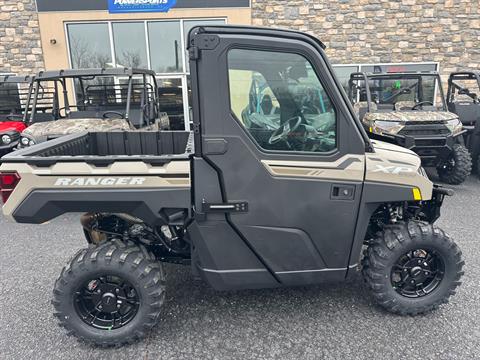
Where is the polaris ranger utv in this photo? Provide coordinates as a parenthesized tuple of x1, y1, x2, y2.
(18, 68, 169, 148)
(349, 72, 472, 185)
(446, 71, 480, 175)
(0, 26, 464, 346)
(0, 75, 34, 156)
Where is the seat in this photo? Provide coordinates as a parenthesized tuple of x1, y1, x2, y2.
(353, 101, 377, 119)
(395, 101, 416, 111)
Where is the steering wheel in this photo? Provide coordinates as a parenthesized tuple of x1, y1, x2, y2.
(268, 115, 302, 145)
(102, 111, 125, 119)
(411, 101, 434, 110)
(6, 114, 23, 121)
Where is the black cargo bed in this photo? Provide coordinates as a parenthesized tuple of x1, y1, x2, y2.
(1, 131, 193, 166)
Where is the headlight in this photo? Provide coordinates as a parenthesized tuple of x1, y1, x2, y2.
(21, 137, 30, 146)
(371, 120, 404, 135)
(29, 140, 35, 146)
(1, 134, 12, 145)
(445, 118, 462, 135)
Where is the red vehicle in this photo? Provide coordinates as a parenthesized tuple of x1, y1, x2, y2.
(0, 75, 33, 156)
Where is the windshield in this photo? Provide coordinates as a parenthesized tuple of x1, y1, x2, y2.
(27, 75, 158, 128)
(366, 74, 446, 110)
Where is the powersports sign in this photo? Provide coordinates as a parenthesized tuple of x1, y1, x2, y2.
(108, 0, 177, 13)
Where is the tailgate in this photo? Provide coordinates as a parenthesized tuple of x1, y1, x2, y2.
(0, 160, 191, 224)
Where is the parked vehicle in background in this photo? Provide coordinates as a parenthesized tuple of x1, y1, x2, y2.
(0, 75, 34, 155)
(18, 68, 170, 148)
(0, 26, 464, 346)
(349, 72, 472, 185)
(447, 71, 480, 176)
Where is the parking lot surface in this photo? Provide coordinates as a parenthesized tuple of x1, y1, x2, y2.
(0, 175, 479, 360)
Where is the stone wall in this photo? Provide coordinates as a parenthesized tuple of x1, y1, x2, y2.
(252, 0, 480, 78)
(0, 0, 44, 75)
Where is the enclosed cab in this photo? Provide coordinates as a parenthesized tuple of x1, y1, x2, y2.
(0, 75, 34, 156)
(349, 72, 472, 184)
(0, 26, 464, 347)
(18, 68, 170, 148)
(447, 71, 480, 175)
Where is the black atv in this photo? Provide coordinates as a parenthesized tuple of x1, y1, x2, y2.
(447, 71, 480, 176)
(349, 72, 472, 185)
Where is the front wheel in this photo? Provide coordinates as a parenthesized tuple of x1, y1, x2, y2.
(437, 144, 472, 185)
(52, 239, 166, 346)
(362, 221, 464, 315)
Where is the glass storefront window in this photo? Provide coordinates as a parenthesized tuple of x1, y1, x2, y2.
(333, 66, 359, 92)
(361, 63, 438, 73)
(112, 22, 148, 68)
(148, 21, 183, 73)
(67, 23, 112, 68)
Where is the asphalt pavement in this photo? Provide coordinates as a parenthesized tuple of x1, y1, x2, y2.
(0, 175, 479, 360)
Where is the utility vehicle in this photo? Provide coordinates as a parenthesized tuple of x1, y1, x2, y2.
(0, 75, 34, 156)
(349, 72, 472, 185)
(18, 68, 169, 148)
(0, 26, 464, 347)
(446, 71, 480, 175)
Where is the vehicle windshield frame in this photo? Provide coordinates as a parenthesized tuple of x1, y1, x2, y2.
(349, 72, 447, 112)
(26, 68, 159, 127)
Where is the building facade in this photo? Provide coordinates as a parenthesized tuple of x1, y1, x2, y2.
(1, 0, 480, 130)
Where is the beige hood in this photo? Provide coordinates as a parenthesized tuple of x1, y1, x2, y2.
(366, 139, 433, 200)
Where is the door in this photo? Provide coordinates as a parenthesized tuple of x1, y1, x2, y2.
(190, 28, 367, 288)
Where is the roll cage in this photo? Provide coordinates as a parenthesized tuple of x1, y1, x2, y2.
(447, 71, 480, 103)
(25, 68, 161, 128)
(0, 75, 35, 121)
(348, 71, 447, 111)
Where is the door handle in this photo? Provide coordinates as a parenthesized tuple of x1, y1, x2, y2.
(331, 184, 355, 200)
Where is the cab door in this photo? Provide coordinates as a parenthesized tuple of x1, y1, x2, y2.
(190, 28, 367, 287)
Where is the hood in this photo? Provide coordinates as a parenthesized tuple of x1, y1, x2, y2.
(364, 111, 458, 123)
(366, 139, 433, 200)
(22, 118, 132, 141)
(370, 139, 417, 156)
(0, 121, 27, 134)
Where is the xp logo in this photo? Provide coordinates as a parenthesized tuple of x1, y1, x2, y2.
(372, 165, 415, 175)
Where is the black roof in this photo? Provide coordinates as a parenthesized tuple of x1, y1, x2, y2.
(189, 25, 327, 50)
(35, 67, 156, 81)
(0, 75, 34, 84)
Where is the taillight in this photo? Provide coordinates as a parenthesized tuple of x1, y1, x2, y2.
(0, 172, 21, 204)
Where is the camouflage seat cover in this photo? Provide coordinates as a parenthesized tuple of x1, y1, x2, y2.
(22, 118, 133, 142)
(454, 94, 474, 103)
(395, 101, 416, 111)
(353, 101, 377, 118)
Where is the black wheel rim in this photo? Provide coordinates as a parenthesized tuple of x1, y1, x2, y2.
(391, 249, 445, 298)
(74, 275, 140, 330)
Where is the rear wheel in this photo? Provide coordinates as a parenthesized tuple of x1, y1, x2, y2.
(437, 144, 472, 185)
(52, 240, 166, 346)
(362, 221, 464, 315)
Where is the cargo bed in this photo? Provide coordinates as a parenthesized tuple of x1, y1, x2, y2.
(1, 131, 194, 166)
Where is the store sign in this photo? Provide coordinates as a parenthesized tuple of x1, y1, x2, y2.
(108, 0, 177, 13)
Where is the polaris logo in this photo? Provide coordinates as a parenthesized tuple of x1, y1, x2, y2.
(54, 177, 146, 186)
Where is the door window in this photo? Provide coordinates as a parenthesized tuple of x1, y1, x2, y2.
(228, 49, 337, 153)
